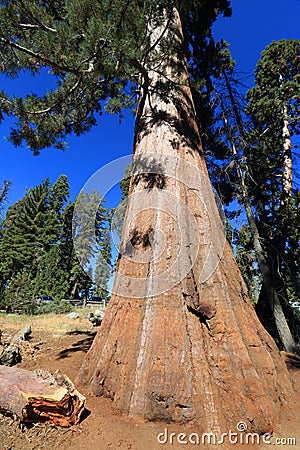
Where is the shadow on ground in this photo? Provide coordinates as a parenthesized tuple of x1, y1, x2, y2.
(56, 331, 96, 359)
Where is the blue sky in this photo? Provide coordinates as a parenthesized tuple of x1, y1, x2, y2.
(1, 0, 300, 210)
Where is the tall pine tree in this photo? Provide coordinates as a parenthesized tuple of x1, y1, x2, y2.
(246, 39, 300, 343)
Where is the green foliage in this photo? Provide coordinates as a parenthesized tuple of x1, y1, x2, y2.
(0, 180, 50, 284)
(0, 180, 11, 213)
(94, 229, 112, 299)
(247, 39, 300, 132)
(0, 0, 231, 152)
(30, 300, 73, 316)
(235, 225, 261, 304)
(246, 40, 300, 201)
(73, 190, 104, 268)
(245, 39, 300, 303)
(119, 164, 132, 200)
(198, 39, 300, 310)
(2, 269, 34, 313)
(0, 175, 113, 312)
(72, 190, 112, 298)
(33, 246, 70, 300)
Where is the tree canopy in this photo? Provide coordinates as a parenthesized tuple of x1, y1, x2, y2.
(0, 0, 230, 152)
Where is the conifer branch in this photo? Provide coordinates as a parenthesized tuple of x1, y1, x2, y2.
(18, 0, 57, 33)
(26, 76, 83, 116)
(0, 37, 78, 74)
(19, 23, 39, 30)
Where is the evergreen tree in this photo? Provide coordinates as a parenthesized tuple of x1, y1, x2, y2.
(0, 0, 295, 432)
(32, 174, 71, 299)
(2, 269, 34, 313)
(72, 190, 101, 270)
(94, 229, 112, 300)
(0, 180, 11, 210)
(57, 201, 79, 298)
(0, 179, 50, 288)
(235, 224, 261, 304)
(246, 39, 300, 284)
(0, 175, 73, 308)
(0, 180, 11, 299)
(245, 39, 300, 341)
(119, 164, 132, 200)
(72, 190, 111, 299)
(111, 164, 131, 246)
(0, 0, 231, 153)
(196, 40, 300, 350)
(33, 246, 69, 300)
(45, 174, 70, 247)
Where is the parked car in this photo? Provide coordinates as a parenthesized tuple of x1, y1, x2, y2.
(33, 295, 55, 305)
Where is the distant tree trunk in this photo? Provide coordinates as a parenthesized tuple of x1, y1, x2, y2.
(255, 103, 300, 345)
(282, 105, 293, 202)
(221, 71, 298, 351)
(218, 84, 296, 352)
(70, 282, 78, 299)
(245, 199, 296, 352)
(78, 8, 294, 432)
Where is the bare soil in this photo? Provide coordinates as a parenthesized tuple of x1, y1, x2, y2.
(0, 312, 299, 450)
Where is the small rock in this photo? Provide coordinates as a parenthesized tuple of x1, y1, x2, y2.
(0, 344, 22, 366)
(94, 309, 105, 319)
(87, 312, 101, 327)
(67, 312, 80, 319)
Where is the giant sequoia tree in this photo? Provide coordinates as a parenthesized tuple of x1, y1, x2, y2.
(0, 0, 295, 432)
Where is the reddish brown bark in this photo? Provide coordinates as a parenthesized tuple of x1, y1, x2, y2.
(0, 366, 85, 427)
(78, 8, 295, 433)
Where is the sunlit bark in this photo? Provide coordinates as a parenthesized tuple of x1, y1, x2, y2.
(78, 8, 294, 432)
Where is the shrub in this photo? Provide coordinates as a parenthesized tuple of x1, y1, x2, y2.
(29, 301, 73, 316)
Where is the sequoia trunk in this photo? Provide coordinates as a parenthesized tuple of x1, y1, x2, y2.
(78, 8, 294, 432)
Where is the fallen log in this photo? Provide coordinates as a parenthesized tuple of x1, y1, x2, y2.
(0, 366, 86, 427)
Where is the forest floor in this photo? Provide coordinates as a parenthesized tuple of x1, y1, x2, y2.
(0, 311, 299, 450)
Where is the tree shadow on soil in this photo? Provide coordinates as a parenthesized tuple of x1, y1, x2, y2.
(56, 331, 96, 359)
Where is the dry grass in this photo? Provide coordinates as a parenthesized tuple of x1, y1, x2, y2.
(0, 307, 103, 337)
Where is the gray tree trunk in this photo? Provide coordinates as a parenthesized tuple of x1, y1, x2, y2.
(282, 105, 293, 201)
(221, 72, 297, 353)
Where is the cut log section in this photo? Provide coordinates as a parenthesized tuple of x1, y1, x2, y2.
(0, 366, 86, 427)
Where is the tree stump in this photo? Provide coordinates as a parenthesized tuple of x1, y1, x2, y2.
(0, 366, 85, 427)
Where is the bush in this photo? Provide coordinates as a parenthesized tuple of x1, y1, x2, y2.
(29, 301, 74, 316)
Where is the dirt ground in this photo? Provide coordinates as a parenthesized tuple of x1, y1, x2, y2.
(0, 312, 299, 450)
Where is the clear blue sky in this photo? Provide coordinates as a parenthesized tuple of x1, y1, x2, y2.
(1, 0, 300, 210)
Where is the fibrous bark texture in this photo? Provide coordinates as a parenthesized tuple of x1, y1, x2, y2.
(0, 366, 85, 427)
(78, 8, 294, 433)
